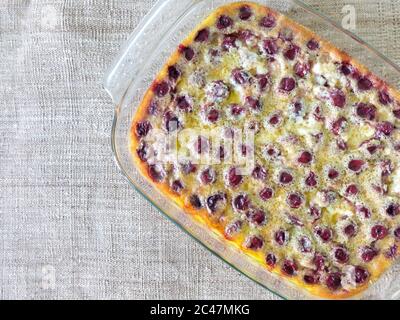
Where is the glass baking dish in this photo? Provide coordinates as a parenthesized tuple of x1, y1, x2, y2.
(104, 0, 400, 300)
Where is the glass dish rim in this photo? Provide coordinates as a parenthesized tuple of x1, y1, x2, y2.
(105, 0, 400, 300)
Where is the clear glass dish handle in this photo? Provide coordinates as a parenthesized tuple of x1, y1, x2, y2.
(103, 0, 197, 105)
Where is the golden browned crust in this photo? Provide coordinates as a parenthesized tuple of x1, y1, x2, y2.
(130, 1, 399, 299)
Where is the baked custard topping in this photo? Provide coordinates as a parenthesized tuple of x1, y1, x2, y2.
(131, 2, 400, 299)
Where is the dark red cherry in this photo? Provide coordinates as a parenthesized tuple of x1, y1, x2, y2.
(299, 236, 312, 253)
(337, 139, 348, 151)
(246, 209, 266, 226)
(355, 266, 369, 284)
(298, 151, 313, 164)
(386, 203, 400, 217)
(305, 172, 317, 187)
(176, 95, 192, 112)
(239, 5, 253, 20)
(279, 171, 293, 184)
(216, 15, 233, 29)
(348, 159, 365, 172)
(282, 260, 297, 276)
(266, 253, 277, 267)
(358, 77, 373, 90)
(371, 225, 388, 240)
(381, 160, 393, 177)
(328, 169, 339, 180)
(260, 15, 276, 28)
(147, 100, 159, 115)
(245, 235, 264, 250)
(376, 121, 394, 136)
(232, 68, 250, 85)
(269, 114, 281, 126)
(284, 44, 300, 60)
(252, 165, 267, 180)
(181, 162, 197, 174)
(309, 206, 321, 220)
(287, 193, 303, 209)
(292, 102, 303, 115)
(245, 96, 261, 111)
(135, 121, 152, 138)
(148, 165, 165, 182)
(164, 111, 181, 132)
(275, 230, 288, 246)
(344, 224, 357, 238)
(310, 112, 323, 125)
(206, 193, 226, 213)
(257, 74, 269, 90)
(189, 194, 202, 209)
(200, 168, 216, 185)
(294, 62, 311, 78)
(330, 89, 346, 108)
(393, 109, 400, 119)
(233, 194, 250, 211)
(231, 104, 245, 117)
(195, 28, 209, 42)
(331, 117, 347, 136)
(154, 81, 169, 97)
(136, 142, 149, 162)
(326, 273, 342, 291)
(263, 38, 279, 55)
(307, 39, 319, 50)
(260, 188, 273, 201)
(237, 28, 254, 43)
(316, 227, 332, 242)
(207, 109, 220, 123)
(314, 253, 326, 271)
(183, 47, 195, 61)
(288, 215, 304, 227)
(395, 227, 400, 240)
(168, 65, 180, 81)
(227, 167, 243, 187)
(304, 274, 319, 285)
(367, 144, 379, 155)
(346, 184, 359, 196)
(334, 247, 349, 264)
(279, 28, 293, 41)
(265, 145, 280, 158)
(340, 62, 353, 75)
(361, 246, 378, 262)
(356, 103, 377, 120)
(171, 180, 184, 193)
(358, 206, 371, 219)
(386, 245, 398, 259)
(225, 220, 242, 238)
(379, 91, 392, 105)
(279, 77, 296, 92)
(222, 34, 238, 51)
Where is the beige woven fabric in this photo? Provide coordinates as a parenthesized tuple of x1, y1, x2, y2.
(0, 0, 399, 300)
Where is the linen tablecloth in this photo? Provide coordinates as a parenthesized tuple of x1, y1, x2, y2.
(1, 0, 399, 300)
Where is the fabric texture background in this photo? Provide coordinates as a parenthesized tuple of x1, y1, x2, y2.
(1, 0, 399, 300)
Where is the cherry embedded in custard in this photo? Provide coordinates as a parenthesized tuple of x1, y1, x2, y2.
(233, 194, 250, 211)
(260, 15, 276, 28)
(216, 15, 233, 29)
(371, 225, 388, 240)
(239, 5, 253, 20)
